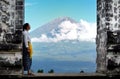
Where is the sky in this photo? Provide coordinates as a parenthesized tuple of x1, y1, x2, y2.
(25, 0, 96, 32)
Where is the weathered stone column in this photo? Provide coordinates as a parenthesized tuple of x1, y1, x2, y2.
(97, 0, 108, 73)
(97, 0, 120, 75)
(0, 0, 24, 75)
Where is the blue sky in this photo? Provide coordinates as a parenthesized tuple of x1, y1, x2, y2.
(25, 0, 96, 32)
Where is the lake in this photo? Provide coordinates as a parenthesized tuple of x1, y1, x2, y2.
(31, 41, 96, 73)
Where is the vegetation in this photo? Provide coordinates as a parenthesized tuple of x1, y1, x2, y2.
(37, 69, 44, 73)
(37, 69, 55, 73)
(80, 70, 84, 73)
(48, 69, 54, 73)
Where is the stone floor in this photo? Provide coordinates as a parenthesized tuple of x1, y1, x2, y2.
(1, 73, 120, 78)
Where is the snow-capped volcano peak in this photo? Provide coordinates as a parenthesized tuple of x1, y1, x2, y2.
(31, 17, 96, 42)
(30, 17, 77, 37)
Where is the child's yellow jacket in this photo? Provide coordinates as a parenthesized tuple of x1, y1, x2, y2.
(28, 42, 33, 59)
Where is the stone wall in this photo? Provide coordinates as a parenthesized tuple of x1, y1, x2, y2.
(97, 0, 120, 75)
(0, 0, 24, 75)
(0, 0, 23, 48)
(0, 53, 22, 75)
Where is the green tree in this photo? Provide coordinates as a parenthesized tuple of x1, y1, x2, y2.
(80, 70, 84, 73)
(37, 69, 44, 73)
(48, 69, 54, 73)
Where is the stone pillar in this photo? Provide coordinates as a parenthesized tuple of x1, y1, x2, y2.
(0, 0, 24, 75)
(97, 0, 120, 75)
(97, 0, 107, 73)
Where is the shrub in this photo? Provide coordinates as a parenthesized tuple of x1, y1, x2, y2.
(37, 69, 44, 73)
(48, 69, 54, 73)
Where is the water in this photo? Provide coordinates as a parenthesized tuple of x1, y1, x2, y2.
(31, 58, 96, 73)
(31, 41, 96, 73)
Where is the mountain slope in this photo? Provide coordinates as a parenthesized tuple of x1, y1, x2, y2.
(30, 17, 78, 38)
(30, 17, 96, 42)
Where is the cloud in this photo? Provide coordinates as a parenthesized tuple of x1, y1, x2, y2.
(31, 19, 96, 42)
(25, 3, 37, 7)
(78, 20, 96, 42)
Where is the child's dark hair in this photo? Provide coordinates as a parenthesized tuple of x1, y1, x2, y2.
(23, 23, 29, 31)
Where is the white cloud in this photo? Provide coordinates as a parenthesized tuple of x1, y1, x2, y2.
(31, 19, 96, 42)
(32, 34, 58, 42)
(78, 20, 96, 42)
(25, 3, 37, 7)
